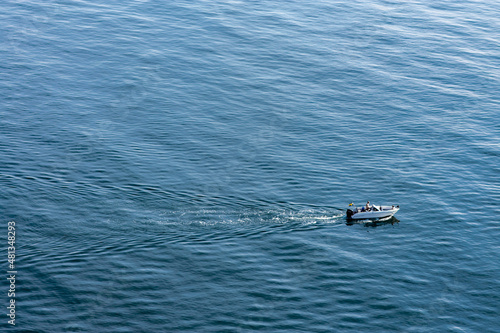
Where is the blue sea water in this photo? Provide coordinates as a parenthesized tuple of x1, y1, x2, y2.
(1, 0, 500, 331)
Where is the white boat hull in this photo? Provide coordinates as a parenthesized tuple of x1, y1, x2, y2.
(347, 205, 399, 220)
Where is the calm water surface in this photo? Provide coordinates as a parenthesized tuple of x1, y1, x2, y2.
(1, 0, 499, 332)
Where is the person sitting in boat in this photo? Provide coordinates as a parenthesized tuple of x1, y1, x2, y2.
(365, 201, 371, 211)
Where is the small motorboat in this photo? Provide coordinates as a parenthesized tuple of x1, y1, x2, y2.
(346, 203, 399, 220)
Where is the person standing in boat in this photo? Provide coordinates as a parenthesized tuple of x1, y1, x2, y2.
(365, 201, 371, 211)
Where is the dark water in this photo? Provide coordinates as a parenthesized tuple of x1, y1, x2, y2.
(1, 0, 500, 331)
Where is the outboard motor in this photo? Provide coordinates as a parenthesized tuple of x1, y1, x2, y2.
(346, 209, 354, 219)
